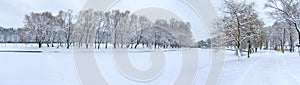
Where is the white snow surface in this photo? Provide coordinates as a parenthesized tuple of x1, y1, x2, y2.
(0, 44, 300, 85)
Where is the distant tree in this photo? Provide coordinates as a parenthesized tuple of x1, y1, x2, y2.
(206, 38, 212, 48)
(24, 12, 54, 48)
(94, 10, 104, 49)
(134, 16, 152, 48)
(198, 40, 206, 48)
(58, 10, 74, 49)
(154, 18, 193, 47)
(75, 9, 97, 48)
(22, 9, 195, 49)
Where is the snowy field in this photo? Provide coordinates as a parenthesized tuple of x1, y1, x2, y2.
(0, 44, 300, 85)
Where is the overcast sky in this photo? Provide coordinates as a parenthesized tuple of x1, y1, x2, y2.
(0, 0, 86, 28)
(0, 0, 273, 41)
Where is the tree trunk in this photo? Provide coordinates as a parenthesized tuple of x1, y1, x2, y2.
(290, 32, 294, 52)
(235, 46, 242, 61)
(67, 43, 70, 49)
(66, 41, 71, 49)
(255, 48, 258, 53)
(66, 26, 71, 49)
(234, 12, 242, 58)
(97, 42, 100, 49)
(134, 36, 142, 49)
(281, 28, 286, 53)
(294, 23, 300, 52)
(51, 37, 55, 47)
(248, 40, 251, 58)
(104, 43, 107, 49)
(51, 43, 54, 47)
(105, 34, 109, 49)
(47, 42, 49, 47)
(134, 43, 139, 49)
(86, 44, 89, 49)
(38, 42, 42, 48)
(281, 42, 285, 53)
(265, 39, 269, 50)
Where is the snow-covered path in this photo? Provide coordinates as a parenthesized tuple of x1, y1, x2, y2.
(220, 51, 300, 85)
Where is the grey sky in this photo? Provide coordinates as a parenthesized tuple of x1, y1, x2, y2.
(0, 0, 273, 41)
(0, 0, 86, 28)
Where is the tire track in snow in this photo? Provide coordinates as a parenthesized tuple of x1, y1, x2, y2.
(235, 51, 299, 85)
(233, 59, 258, 85)
(238, 53, 277, 85)
(279, 55, 300, 85)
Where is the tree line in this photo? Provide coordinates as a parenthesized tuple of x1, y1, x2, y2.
(213, 0, 300, 58)
(21, 9, 194, 49)
(0, 27, 19, 43)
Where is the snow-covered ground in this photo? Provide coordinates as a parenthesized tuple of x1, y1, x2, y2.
(0, 44, 300, 85)
(219, 50, 300, 85)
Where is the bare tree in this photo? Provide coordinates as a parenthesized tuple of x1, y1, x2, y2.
(24, 12, 52, 48)
(134, 16, 151, 48)
(214, 0, 264, 59)
(266, 0, 300, 47)
(75, 9, 97, 48)
(22, 9, 194, 49)
(62, 10, 75, 49)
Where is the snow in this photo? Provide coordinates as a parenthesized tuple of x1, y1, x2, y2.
(0, 50, 79, 85)
(0, 44, 300, 85)
(219, 50, 300, 85)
